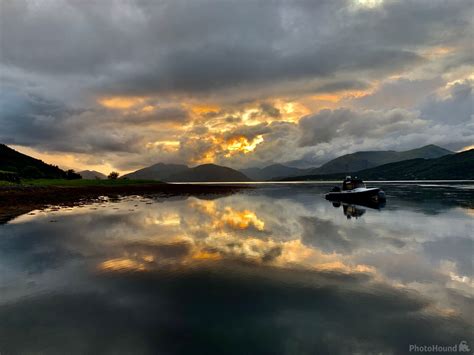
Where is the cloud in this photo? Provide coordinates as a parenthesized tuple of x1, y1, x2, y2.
(3, 0, 470, 99)
(313, 80, 371, 94)
(420, 80, 473, 125)
(423, 236, 473, 277)
(352, 78, 443, 109)
(0, 0, 473, 170)
(0, 88, 144, 154)
(298, 108, 424, 147)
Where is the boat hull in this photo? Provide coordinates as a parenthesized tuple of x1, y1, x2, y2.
(325, 187, 385, 203)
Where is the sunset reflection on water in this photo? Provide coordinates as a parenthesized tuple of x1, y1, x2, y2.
(0, 183, 472, 354)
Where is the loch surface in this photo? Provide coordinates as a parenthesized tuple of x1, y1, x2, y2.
(0, 183, 473, 354)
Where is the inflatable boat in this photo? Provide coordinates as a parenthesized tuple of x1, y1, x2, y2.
(325, 176, 386, 203)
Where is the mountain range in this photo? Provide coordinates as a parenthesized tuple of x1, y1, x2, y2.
(282, 149, 473, 181)
(240, 145, 452, 180)
(122, 163, 189, 180)
(307, 144, 452, 175)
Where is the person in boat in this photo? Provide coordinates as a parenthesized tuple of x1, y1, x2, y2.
(330, 176, 365, 192)
(342, 176, 365, 191)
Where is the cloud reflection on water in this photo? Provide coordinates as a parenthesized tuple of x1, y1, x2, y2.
(0, 184, 472, 354)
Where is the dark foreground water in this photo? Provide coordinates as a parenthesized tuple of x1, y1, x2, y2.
(0, 183, 473, 355)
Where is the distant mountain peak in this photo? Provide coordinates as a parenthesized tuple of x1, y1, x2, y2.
(124, 162, 250, 182)
(78, 170, 106, 179)
(168, 163, 250, 182)
(411, 144, 452, 153)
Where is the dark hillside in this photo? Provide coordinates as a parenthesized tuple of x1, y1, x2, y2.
(0, 144, 66, 178)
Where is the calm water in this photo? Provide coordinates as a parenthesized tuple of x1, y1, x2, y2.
(0, 183, 473, 355)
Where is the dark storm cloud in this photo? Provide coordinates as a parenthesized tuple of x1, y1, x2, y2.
(313, 80, 371, 94)
(0, 88, 142, 153)
(298, 108, 424, 147)
(2, 0, 470, 97)
(258, 103, 281, 119)
(103, 45, 421, 97)
(343, 0, 472, 47)
(122, 106, 191, 124)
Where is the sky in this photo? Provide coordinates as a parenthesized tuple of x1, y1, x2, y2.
(0, 0, 473, 174)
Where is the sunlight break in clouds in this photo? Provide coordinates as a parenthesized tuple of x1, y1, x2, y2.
(98, 96, 147, 109)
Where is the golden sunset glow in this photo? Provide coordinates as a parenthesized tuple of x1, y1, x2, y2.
(98, 96, 146, 109)
(141, 105, 155, 113)
(276, 100, 311, 122)
(311, 94, 341, 103)
(191, 250, 222, 261)
(145, 141, 180, 152)
(99, 258, 146, 272)
(221, 207, 265, 231)
(10, 145, 116, 175)
(189, 103, 220, 115)
(224, 135, 264, 156)
(95, 229, 376, 276)
(459, 144, 474, 152)
(190, 200, 266, 232)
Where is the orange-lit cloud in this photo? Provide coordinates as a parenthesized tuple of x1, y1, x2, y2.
(311, 94, 341, 103)
(145, 140, 180, 153)
(190, 200, 265, 232)
(223, 135, 264, 157)
(189, 103, 220, 115)
(99, 257, 146, 272)
(98, 96, 146, 109)
(191, 250, 222, 261)
(186, 131, 266, 164)
(141, 105, 155, 113)
(221, 207, 265, 231)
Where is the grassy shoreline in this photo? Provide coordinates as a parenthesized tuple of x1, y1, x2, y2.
(0, 178, 162, 187)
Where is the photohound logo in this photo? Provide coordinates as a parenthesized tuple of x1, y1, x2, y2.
(409, 340, 471, 353)
(459, 341, 471, 352)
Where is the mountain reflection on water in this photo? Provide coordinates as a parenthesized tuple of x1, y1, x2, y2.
(0, 183, 472, 354)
